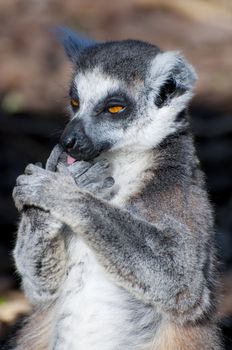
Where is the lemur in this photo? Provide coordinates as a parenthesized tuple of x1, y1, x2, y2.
(10, 28, 223, 350)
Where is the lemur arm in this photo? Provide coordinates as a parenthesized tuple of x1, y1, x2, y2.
(13, 164, 213, 322)
(14, 147, 68, 305)
(67, 194, 212, 323)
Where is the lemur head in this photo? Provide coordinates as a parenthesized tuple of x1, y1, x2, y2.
(58, 28, 197, 161)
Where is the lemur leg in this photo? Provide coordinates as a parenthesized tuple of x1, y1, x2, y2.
(14, 209, 66, 305)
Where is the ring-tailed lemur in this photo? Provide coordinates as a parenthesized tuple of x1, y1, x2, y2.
(11, 29, 223, 350)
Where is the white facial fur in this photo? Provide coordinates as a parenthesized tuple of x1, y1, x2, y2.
(71, 53, 196, 203)
(74, 68, 122, 112)
(72, 68, 126, 142)
(72, 52, 196, 154)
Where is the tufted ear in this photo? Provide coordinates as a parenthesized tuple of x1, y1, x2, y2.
(54, 27, 95, 62)
(149, 51, 197, 108)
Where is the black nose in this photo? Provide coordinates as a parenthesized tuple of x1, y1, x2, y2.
(62, 136, 76, 150)
(60, 119, 79, 151)
(59, 119, 97, 161)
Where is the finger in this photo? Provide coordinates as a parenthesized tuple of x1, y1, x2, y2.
(16, 175, 29, 186)
(68, 161, 92, 179)
(79, 176, 114, 192)
(103, 177, 115, 188)
(25, 163, 45, 175)
(12, 186, 28, 212)
(91, 159, 109, 172)
(76, 162, 111, 186)
(83, 160, 110, 179)
(75, 172, 93, 187)
(84, 181, 104, 192)
(46, 144, 63, 171)
(17, 171, 46, 187)
(57, 163, 76, 186)
(57, 162, 70, 176)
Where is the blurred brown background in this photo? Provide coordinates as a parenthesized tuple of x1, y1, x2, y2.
(0, 0, 232, 347)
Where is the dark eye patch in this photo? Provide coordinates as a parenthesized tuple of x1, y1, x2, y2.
(94, 92, 130, 115)
(105, 97, 127, 112)
(69, 83, 80, 110)
(106, 97, 127, 107)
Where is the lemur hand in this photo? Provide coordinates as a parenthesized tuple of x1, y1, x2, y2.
(13, 145, 114, 212)
(68, 160, 114, 199)
(46, 144, 114, 199)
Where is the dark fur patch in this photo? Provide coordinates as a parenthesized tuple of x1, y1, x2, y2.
(74, 40, 161, 82)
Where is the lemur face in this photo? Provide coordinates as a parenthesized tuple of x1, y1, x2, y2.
(59, 34, 196, 161)
(60, 68, 138, 161)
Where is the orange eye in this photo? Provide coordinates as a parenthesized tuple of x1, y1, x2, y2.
(70, 98, 79, 108)
(107, 105, 124, 114)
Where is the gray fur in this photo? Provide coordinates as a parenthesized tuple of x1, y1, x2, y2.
(11, 36, 223, 350)
(54, 27, 95, 63)
(13, 147, 114, 306)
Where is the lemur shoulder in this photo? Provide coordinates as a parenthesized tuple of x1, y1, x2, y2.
(10, 29, 223, 350)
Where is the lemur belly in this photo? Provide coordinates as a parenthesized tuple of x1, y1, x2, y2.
(50, 237, 212, 350)
(50, 237, 157, 350)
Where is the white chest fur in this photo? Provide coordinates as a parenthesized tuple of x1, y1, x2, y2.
(51, 152, 157, 350)
(52, 237, 155, 350)
(109, 150, 155, 206)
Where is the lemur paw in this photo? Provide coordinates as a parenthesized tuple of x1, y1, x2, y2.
(13, 163, 77, 212)
(68, 159, 115, 199)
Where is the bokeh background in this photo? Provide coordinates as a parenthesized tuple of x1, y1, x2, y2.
(0, 0, 232, 347)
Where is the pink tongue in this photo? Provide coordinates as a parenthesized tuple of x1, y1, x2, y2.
(67, 155, 76, 165)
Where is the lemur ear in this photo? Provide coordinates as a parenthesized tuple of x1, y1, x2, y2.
(149, 51, 197, 108)
(54, 27, 95, 62)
